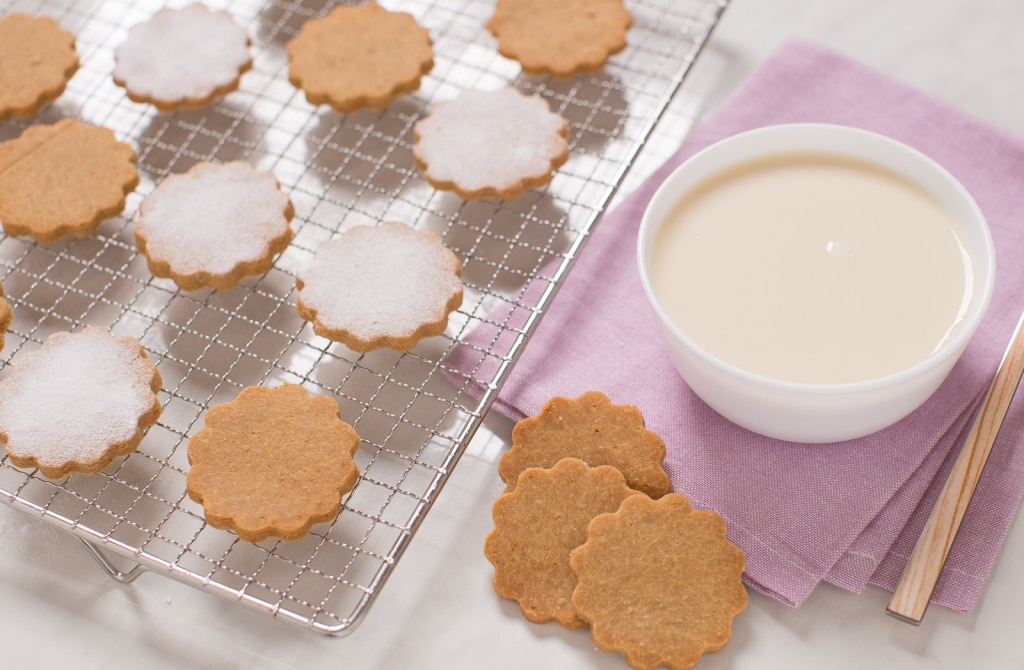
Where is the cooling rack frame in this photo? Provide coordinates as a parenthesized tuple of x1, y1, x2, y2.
(0, 0, 728, 635)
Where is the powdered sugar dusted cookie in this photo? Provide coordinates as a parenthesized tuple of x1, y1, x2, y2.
(287, 3, 433, 114)
(487, 0, 632, 79)
(0, 13, 79, 121)
(296, 221, 463, 352)
(0, 119, 139, 243)
(135, 161, 294, 291)
(113, 4, 251, 111)
(186, 384, 361, 543)
(413, 87, 569, 199)
(0, 327, 163, 479)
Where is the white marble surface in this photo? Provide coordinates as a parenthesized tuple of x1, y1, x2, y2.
(3, 0, 1024, 668)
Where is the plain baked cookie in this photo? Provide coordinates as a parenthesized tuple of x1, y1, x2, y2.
(135, 161, 295, 291)
(569, 493, 748, 670)
(286, 3, 433, 114)
(484, 458, 644, 629)
(0, 119, 139, 243)
(413, 87, 569, 199)
(0, 327, 163, 479)
(487, 0, 633, 78)
(500, 391, 672, 499)
(0, 13, 79, 121)
(113, 4, 251, 111)
(186, 384, 361, 543)
(296, 221, 463, 352)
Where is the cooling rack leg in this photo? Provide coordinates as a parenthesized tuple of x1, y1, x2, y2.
(78, 539, 147, 584)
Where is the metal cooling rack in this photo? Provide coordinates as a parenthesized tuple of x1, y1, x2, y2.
(0, 0, 727, 635)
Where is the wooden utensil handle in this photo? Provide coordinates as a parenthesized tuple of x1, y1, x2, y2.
(887, 311, 1024, 624)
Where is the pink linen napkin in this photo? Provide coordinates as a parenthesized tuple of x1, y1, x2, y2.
(446, 39, 1024, 611)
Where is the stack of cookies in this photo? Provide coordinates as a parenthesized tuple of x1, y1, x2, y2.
(484, 392, 748, 670)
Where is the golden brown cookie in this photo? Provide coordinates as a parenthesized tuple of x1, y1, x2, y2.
(0, 282, 12, 352)
(186, 384, 361, 543)
(487, 0, 632, 79)
(0, 327, 163, 479)
(484, 458, 644, 628)
(113, 4, 252, 111)
(569, 493, 748, 670)
(135, 161, 294, 291)
(296, 221, 463, 352)
(500, 391, 672, 499)
(0, 119, 139, 243)
(0, 13, 79, 121)
(413, 87, 569, 200)
(286, 3, 433, 114)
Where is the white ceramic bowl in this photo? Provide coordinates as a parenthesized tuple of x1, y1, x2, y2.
(636, 123, 995, 443)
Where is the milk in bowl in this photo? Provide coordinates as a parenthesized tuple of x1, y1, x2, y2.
(636, 124, 995, 442)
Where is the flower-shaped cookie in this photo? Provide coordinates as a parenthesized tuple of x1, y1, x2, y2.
(570, 493, 748, 670)
(135, 161, 294, 291)
(0, 13, 79, 121)
(485, 458, 643, 628)
(413, 87, 569, 199)
(0, 327, 163, 479)
(0, 119, 139, 243)
(501, 391, 672, 498)
(296, 221, 463, 352)
(287, 3, 433, 114)
(113, 4, 251, 111)
(186, 384, 361, 543)
(487, 0, 633, 78)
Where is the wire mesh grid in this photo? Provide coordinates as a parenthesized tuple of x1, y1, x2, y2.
(0, 0, 726, 635)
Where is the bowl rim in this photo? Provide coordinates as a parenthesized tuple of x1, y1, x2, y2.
(636, 122, 997, 395)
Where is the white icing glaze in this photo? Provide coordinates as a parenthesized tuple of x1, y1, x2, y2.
(297, 222, 462, 342)
(0, 328, 158, 470)
(136, 161, 292, 278)
(414, 87, 568, 193)
(113, 4, 250, 104)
